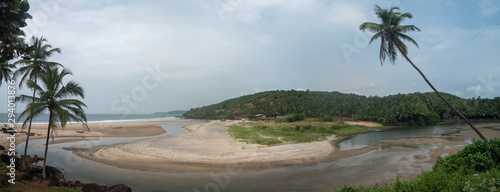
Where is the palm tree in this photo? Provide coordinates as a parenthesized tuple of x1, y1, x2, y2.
(18, 65, 87, 179)
(15, 36, 62, 170)
(359, 5, 500, 159)
(0, 62, 15, 86)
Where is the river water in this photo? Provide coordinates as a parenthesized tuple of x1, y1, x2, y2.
(16, 121, 500, 191)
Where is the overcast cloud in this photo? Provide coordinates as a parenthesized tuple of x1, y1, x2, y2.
(2, 0, 500, 114)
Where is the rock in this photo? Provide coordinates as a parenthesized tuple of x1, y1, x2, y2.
(0, 174, 8, 185)
(65, 180, 82, 188)
(24, 165, 42, 180)
(81, 183, 107, 192)
(45, 166, 64, 179)
(107, 184, 132, 192)
(45, 166, 65, 187)
(48, 175, 61, 187)
(0, 154, 10, 165)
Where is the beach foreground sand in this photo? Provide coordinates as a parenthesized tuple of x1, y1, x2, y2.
(72, 121, 500, 174)
(7, 120, 500, 176)
(0, 120, 186, 147)
(74, 120, 339, 172)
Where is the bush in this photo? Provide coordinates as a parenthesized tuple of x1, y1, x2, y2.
(322, 115, 334, 122)
(435, 139, 498, 173)
(278, 113, 305, 123)
(417, 116, 425, 126)
(331, 124, 345, 130)
(426, 111, 441, 124)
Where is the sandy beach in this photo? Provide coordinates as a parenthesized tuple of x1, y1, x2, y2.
(74, 120, 339, 172)
(0, 120, 189, 147)
(8, 119, 500, 176)
(70, 120, 500, 174)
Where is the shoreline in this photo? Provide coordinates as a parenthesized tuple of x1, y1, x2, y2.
(0, 119, 196, 147)
(10, 119, 500, 175)
(71, 120, 500, 174)
(72, 120, 342, 173)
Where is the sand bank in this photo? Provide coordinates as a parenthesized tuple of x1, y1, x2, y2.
(74, 121, 500, 173)
(74, 120, 340, 172)
(344, 121, 383, 127)
(0, 120, 189, 147)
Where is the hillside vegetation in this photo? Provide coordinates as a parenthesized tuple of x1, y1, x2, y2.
(184, 90, 500, 125)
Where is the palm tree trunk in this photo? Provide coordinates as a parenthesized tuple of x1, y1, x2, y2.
(395, 45, 500, 160)
(42, 110, 53, 179)
(21, 79, 37, 171)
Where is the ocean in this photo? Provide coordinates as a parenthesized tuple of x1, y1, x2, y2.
(0, 113, 181, 125)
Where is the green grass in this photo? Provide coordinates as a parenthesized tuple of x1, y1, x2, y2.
(330, 124, 373, 137)
(228, 119, 373, 146)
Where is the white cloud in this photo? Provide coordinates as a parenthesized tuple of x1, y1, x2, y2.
(5, 1, 500, 113)
(251, 34, 273, 45)
(431, 43, 447, 51)
(366, 82, 377, 89)
(478, 0, 499, 17)
(325, 3, 367, 27)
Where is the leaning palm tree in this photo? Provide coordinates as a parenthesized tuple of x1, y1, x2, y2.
(18, 65, 87, 179)
(15, 36, 62, 170)
(359, 5, 500, 159)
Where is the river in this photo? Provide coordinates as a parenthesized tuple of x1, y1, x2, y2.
(16, 121, 500, 191)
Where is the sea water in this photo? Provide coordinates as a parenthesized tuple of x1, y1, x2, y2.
(0, 113, 180, 125)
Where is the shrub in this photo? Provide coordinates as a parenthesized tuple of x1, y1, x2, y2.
(322, 115, 334, 122)
(435, 139, 499, 173)
(426, 111, 441, 124)
(417, 116, 425, 126)
(278, 113, 305, 123)
(331, 124, 345, 130)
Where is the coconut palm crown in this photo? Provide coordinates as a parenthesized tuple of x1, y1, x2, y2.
(15, 36, 62, 87)
(359, 5, 420, 65)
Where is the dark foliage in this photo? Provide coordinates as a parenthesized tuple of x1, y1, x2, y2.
(184, 90, 500, 125)
(0, 0, 31, 64)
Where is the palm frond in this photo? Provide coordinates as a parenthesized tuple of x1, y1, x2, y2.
(18, 103, 46, 129)
(369, 31, 383, 45)
(359, 22, 382, 33)
(397, 33, 419, 48)
(16, 94, 39, 103)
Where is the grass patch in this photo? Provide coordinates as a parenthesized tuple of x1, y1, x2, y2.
(330, 124, 371, 137)
(228, 119, 372, 146)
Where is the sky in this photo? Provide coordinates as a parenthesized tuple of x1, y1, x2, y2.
(2, 0, 500, 114)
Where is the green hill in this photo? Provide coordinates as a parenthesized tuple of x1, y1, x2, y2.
(184, 90, 500, 125)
